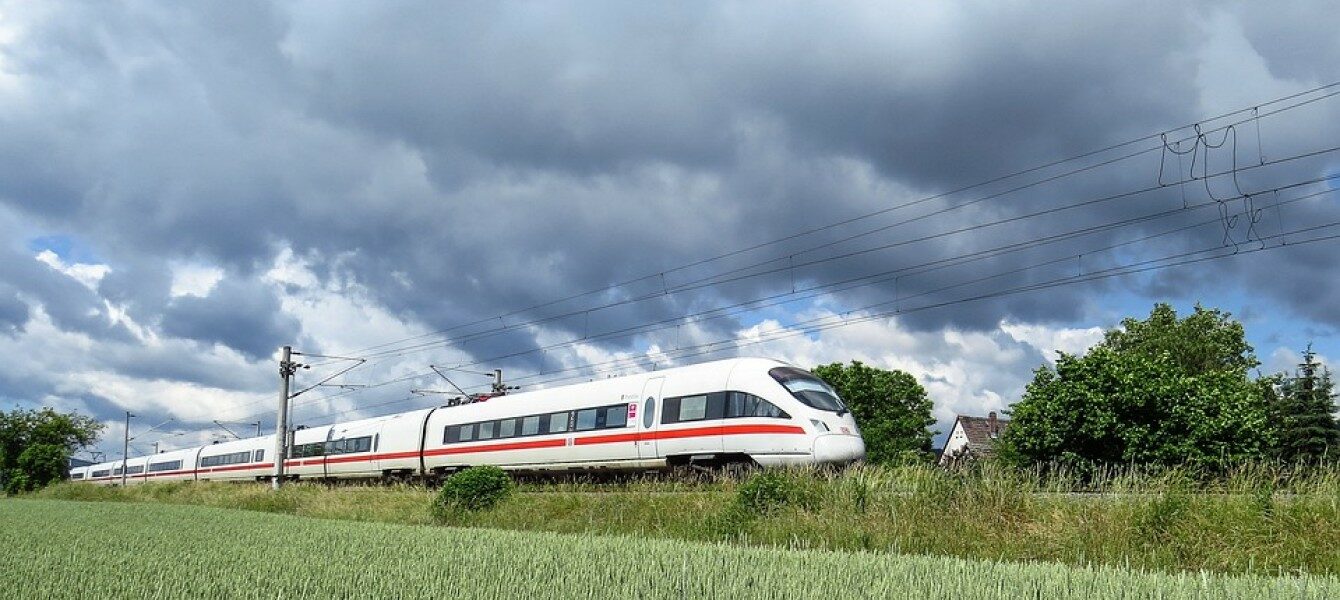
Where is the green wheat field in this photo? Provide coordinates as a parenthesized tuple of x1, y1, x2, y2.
(1, 498, 1337, 599)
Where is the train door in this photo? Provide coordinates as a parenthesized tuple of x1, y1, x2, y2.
(638, 377, 664, 461)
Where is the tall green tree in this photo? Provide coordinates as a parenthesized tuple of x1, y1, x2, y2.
(1272, 346, 1339, 462)
(998, 304, 1273, 472)
(811, 361, 934, 463)
(0, 407, 103, 494)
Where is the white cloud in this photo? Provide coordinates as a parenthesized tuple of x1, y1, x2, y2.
(1000, 320, 1105, 364)
(34, 249, 110, 290)
(169, 262, 224, 298)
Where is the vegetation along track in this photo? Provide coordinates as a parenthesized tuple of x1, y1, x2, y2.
(2, 499, 1338, 599)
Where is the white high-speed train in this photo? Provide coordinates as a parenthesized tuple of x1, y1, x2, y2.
(71, 358, 865, 485)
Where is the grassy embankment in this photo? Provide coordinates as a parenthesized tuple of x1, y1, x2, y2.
(3, 499, 1338, 599)
(33, 463, 1340, 576)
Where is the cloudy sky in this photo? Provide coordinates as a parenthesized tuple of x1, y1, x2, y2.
(2, 1, 1338, 459)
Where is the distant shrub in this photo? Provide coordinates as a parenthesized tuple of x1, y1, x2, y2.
(434, 467, 513, 516)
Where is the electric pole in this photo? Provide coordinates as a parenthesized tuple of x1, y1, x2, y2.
(121, 410, 134, 486)
(273, 346, 296, 491)
(151, 442, 159, 454)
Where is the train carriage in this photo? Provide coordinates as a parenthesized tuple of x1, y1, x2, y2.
(143, 447, 201, 483)
(197, 436, 273, 482)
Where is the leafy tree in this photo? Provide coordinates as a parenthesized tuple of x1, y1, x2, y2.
(998, 304, 1273, 472)
(811, 361, 934, 463)
(1102, 303, 1257, 374)
(1272, 346, 1339, 462)
(0, 407, 103, 493)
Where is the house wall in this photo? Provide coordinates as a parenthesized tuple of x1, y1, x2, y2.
(939, 420, 969, 464)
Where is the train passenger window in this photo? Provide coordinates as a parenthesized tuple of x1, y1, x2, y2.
(575, 409, 598, 431)
(92, 470, 110, 478)
(604, 405, 628, 429)
(459, 424, 475, 442)
(357, 436, 371, 453)
(499, 419, 517, 438)
(479, 421, 496, 440)
(445, 425, 460, 443)
(522, 416, 540, 436)
(149, 460, 183, 472)
(727, 392, 790, 419)
(125, 465, 144, 475)
(548, 412, 569, 434)
(679, 395, 707, 421)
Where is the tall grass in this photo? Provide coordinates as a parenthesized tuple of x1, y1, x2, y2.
(3, 499, 1337, 599)
(31, 462, 1340, 575)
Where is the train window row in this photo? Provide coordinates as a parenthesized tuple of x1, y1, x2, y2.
(201, 450, 255, 467)
(111, 465, 144, 476)
(70, 472, 85, 480)
(291, 442, 326, 458)
(92, 469, 110, 478)
(291, 435, 373, 458)
(444, 403, 630, 444)
(148, 460, 183, 472)
(325, 436, 374, 455)
(662, 391, 789, 425)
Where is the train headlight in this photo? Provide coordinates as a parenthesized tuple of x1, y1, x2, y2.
(809, 419, 830, 432)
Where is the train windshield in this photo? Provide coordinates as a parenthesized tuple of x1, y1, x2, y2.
(769, 367, 847, 414)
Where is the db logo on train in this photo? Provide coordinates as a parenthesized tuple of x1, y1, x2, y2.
(627, 402, 638, 422)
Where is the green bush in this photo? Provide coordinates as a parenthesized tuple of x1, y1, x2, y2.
(434, 466, 513, 516)
(4, 470, 31, 495)
(735, 470, 805, 515)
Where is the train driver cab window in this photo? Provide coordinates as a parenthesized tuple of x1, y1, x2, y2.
(769, 367, 848, 414)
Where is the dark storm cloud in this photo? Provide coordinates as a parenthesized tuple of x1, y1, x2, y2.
(0, 0, 1338, 404)
(160, 278, 300, 361)
(0, 284, 28, 336)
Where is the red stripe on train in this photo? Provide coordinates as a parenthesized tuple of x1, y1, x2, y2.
(81, 424, 810, 478)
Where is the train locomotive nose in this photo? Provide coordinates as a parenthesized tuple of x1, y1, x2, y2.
(812, 433, 865, 464)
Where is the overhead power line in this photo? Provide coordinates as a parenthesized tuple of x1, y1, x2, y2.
(343, 143, 1340, 364)
(333, 81, 1340, 359)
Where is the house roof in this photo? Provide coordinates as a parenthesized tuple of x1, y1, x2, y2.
(952, 414, 1010, 457)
